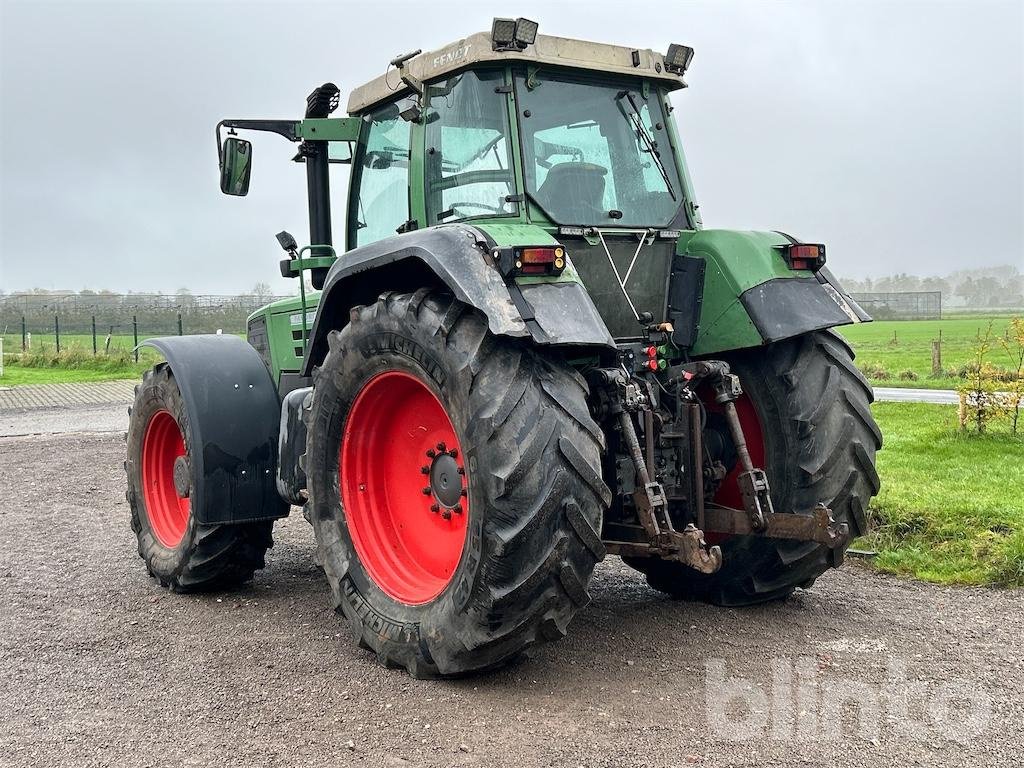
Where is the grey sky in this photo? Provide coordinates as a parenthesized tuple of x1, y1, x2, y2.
(1, 0, 1021, 294)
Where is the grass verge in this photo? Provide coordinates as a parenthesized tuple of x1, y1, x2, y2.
(863, 402, 1024, 586)
(1, 348, 150, 386)
(840, 315, 1018, 389)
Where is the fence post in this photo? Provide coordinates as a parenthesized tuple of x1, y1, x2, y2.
(931, 340, 942, 377)
(132, 314, 139, 362)
(21, 316, 26, 352)
(92, 315, 98, 355)
(177, 312, 183, 336)
(55, 314, 61, 354)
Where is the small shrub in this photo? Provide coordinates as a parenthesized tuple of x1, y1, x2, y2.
(898, 369, 919, 381)
(958, 322, 1015, 434)
(859, 361, 891, 380)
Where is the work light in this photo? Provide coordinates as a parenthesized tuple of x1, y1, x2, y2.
(491, 17, 539, 51)
(491, 18, 517, 48)
(514, 18, 538, 47)
(664, 43, 695, 75)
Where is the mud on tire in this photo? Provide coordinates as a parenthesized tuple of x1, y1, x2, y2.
(303, 290, 609, 677)
(625, 330, 882, 606)
(125, 363, 273, 591)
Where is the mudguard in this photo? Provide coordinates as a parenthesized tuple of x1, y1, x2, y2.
(684, 230, 870, 356)
(140, 335, 289, 524)
(300, 224, 614, 376)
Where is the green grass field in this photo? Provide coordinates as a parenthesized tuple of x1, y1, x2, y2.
(839, 314, 1019, 389)
(863, 402, 1023, 586)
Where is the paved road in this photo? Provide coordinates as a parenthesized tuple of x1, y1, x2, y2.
(0, 412, 1022, 766)
(0, 380, 974, 440)
(0, 380, 133, 437)
(873, 387, 960, 405)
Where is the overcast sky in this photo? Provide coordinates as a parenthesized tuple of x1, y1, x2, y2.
(1, 0, 1021, 294)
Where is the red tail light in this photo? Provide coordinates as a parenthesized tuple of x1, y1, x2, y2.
(496, 245, 567, 277)
(782, 243, 826, 272)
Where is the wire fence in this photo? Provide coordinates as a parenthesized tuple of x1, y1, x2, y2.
(850, 291, 942, 320)
(0, 293, 292, 359)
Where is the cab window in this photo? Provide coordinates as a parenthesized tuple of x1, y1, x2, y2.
(424, 69, 517, 224)
(350, 103, 411, 248)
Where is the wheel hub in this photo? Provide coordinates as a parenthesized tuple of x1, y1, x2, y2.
(426, 446, 463, 509)
(172, 456, 191, 498)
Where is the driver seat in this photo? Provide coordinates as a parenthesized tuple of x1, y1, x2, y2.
(535, 162, 607, 222)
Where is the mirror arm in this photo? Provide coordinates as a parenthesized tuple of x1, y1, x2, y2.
(215, 119, 300, 159)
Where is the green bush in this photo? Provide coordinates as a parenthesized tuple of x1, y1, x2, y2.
(898, 369, 919, 381)
(859, 361, 891, 380)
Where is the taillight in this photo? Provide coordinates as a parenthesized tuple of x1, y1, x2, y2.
(496, 245, 567, 277)
(781, 243, 826, 272)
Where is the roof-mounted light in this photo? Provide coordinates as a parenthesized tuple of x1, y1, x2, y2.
(305, 82, 340, 119)
(664, 43, 695, 75)
(491, 17, 539, 51)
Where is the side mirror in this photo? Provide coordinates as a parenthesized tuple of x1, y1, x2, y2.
(219, 136, 252, 196)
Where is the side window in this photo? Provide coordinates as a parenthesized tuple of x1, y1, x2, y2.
(352, 104, 410, 248)
(424, 70, 516, 224)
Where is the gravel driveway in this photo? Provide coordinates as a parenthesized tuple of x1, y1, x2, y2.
(1, 430, 1021, 767)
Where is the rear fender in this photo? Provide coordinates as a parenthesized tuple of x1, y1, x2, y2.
(300, 224, 614, 376)
(140, 335, 289, 524)
(685, 229, 870, 356)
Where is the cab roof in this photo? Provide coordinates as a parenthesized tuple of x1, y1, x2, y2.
(347, 30, 686, 115)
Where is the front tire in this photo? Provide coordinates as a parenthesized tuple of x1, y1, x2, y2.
(125, 363, 273, 591)
(304, 291, 609, 677)
(625, 330, 882, 605)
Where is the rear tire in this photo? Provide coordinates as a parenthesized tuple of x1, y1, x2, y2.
(304, 290, 609, 677)
(126, 363, 273, 591)
(625, 330, 881, 605)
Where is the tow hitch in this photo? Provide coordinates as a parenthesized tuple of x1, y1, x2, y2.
(681, 361, 850, 555)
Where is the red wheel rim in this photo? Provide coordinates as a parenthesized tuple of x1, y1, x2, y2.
(707, 393, 765, 544)
(141, 409, 190, 548)
(340, 371, 469, 605)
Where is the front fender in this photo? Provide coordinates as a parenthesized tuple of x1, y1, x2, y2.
(140, 335, 288, 524)
(685, 230, 870, 355)
(301, 224, 614, 376)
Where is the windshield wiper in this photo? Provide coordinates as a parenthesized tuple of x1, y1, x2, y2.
(616, 90, 676, 201)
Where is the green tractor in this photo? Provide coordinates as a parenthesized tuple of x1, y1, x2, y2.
(125, 19, 880, 677)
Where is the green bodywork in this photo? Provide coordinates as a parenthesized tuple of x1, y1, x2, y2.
(683, 229, 801, 355)
(243, 65, 849, 386)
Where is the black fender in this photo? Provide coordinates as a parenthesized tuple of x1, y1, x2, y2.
(300, 224, 614, 376)
(141, 335, 289, 524)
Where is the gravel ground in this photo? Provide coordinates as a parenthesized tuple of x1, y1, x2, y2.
(1, 431, 1021, 768)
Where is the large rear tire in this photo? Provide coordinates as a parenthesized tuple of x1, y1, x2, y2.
(625, 330, 881, 605)
(304, 290, 609, 677)
(126, 363, 273, 591)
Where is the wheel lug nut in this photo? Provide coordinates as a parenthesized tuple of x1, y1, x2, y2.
(430, 503, 440, 513)
(437, 442, 447, 453)
(422, 487, 432, 496)
(460, 489, 467, 497)
(426, 449, 436, 459)
(420, 465, 430, 474)
(448, 448, 458, 459)
(452, 504, 463, 515)
(441, 509, 452, 520)
(457, 467, 465, 475)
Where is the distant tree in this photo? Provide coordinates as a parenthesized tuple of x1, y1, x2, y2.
(956, 277, 980, 306)
(919, 277, 950, 296)
(251, 281, 273, 301)
(176, 287, 192, 297)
